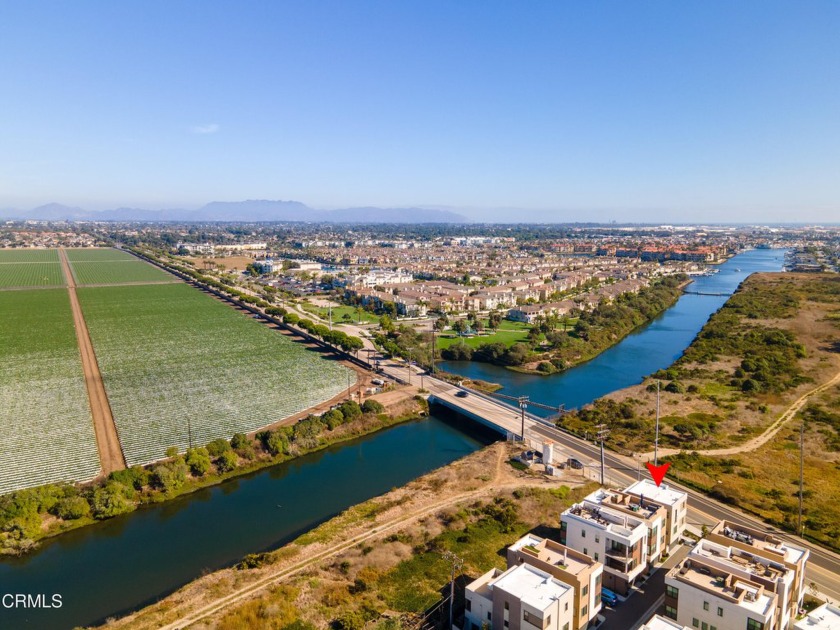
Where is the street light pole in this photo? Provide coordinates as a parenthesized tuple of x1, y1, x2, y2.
(518, 396, 529, 442)
(799, 418, 805, 536)
(595, 423, 610, 486)
(654, 380, 661, 466)
(443, 551, 463, 630)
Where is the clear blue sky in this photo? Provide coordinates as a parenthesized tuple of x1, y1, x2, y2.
(1, 1, 839, 222)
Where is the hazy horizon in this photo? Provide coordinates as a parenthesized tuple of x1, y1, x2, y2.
(2, 2, 839, 223)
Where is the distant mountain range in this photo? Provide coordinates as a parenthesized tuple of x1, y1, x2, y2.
(0, 200, 467, 224)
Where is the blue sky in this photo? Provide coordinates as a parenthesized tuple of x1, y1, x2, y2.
(1, 1, 839, 222)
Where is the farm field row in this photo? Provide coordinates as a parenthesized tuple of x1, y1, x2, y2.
(77, 284, 353, 466)
(0, 289, 100, 495)
(69, 259, 175, 285)
(0, 261, 65, 288)
(0, 249, 59, 263)
(64, 247, 175, 285)
(64, 248, 137, 262)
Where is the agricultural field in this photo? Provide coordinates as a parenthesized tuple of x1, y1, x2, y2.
(66, 248, 175, 285)
(0, 289, 100, 494)
(77, 283, 353, 465)
(0, 249, 64, 288)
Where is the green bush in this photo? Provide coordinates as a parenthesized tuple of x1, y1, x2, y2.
(216, 450, 238, 473)
(362, 399, 385, 414)
(54, 496, 91, 520)
(206, 438, 232, 457)
(185, 447, 211, 476)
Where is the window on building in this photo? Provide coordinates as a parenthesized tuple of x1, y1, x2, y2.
(583, 585, 589, 596)
(583, 547, 588, 555)
(504, 622, 509, 628)
(582, 530, 586, 538)
(717, 607, 723, 617)
(666, 585, 679, 599)
(595, 535, 600, 543)
(711, 626, 717, 630)
(704, 602, 710, 611)
(747, 620, 764, 630)
(596, 574, 602, 586)
(544, 615, 551, 629)
(564, 602, 568, 611)
(466, 600, 471, 612)
(581, 605, 588, 617)
(702, 622, 708, 630)
(692, 619, 699, 628)
(664, 606, 677, 620)
(563, 624, 570, 630)
(505, 602, 509, 611)
(487, 612, 492, 621)
(595, 553, 599, 561)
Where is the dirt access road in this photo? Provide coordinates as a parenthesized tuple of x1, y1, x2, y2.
(639, 368, 840, 460)
(58, 248, 126, 475)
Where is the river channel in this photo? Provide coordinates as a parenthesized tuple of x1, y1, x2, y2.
(0, 248, 785, 629)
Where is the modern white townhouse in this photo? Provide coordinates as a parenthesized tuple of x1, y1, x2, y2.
(507, 533, 604, 629)
(465, 563, 576, 630)
(560, 489, 652, 596)
(665, 533, 810, 630)
(623, 478, 689, 553)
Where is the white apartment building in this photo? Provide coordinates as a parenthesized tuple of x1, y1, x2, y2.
(560, 490, 650, 596)
(623, 479, 689, 553)
(708, 521, 810, 616)
(465, 563, 576, 630)
(665, 540, 791, 630)
(794, 604, 840, 630)
(641, 615, 691, 630)
(507, 534, 603, 629)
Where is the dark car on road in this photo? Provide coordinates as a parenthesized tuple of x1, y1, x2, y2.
(455, 390, 469, 398)
(567, 458, 584, 469)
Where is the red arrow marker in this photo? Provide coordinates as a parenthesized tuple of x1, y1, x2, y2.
(645, 462, 671, 487)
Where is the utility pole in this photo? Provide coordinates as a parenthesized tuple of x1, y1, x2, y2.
(187, 416, 193, 450)
(654, 380, 661, 466)
(443, 550, 463, 630)
(430, 328, 436, 375)
(518, 396, 529, 442)
(595, 423, 610, 486)
(407, 351, 412, 385)
(799, 417, 805, 536)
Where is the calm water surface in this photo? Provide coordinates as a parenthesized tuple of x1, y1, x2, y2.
(0, 416, 491, 629)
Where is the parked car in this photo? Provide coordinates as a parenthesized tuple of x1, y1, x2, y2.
(455, 390, 469, 398)
(601, 588, 618, 607)
(371, 378, 385, 386)
(567, 458, 584, 470)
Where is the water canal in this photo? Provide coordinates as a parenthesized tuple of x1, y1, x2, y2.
(0, 248, 786, 629)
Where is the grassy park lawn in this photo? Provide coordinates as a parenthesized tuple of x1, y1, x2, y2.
(436, 318, 577, 350)
(300, 302, 381, 325)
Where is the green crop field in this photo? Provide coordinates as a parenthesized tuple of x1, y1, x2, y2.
(65, 248, 137, 262)
(69, 260, 175, 285)
(0, 262, 65, 288)
(0, 249, 64, 288)
(65, 248, 175, 285)
(77, 284, 353, 465)
(0, 249, 59, 263)
(0, 289, 100, 495)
